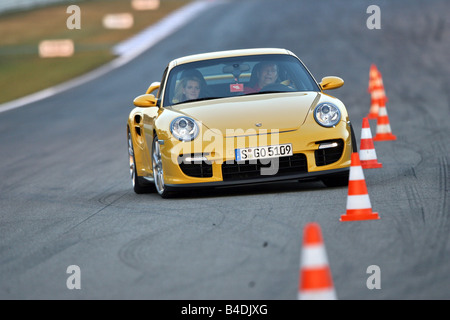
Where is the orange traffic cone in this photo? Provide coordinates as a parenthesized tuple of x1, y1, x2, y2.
(298, 222, 337, 300)
(359, 117, 382, 169)
(367, 64, 378, 93)
(340, 153, 380, 221)
(367, 65, 379, 119)
(367, 93, 380, 120)
(375, 69, 388, 105)
(373, 99, 397, 141)
(367, 68, 387, 119)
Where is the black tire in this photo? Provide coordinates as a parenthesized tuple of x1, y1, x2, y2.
(151, 134, 174, 198)
(321, 171, 349, 188)
(128, 129, 155, 194)
(350, 122, 358, 153)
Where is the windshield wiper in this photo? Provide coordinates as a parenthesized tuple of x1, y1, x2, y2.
(172, 96, 222, 105)
(243, 90, 287, 96)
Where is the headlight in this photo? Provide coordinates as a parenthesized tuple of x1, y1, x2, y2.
(314, 102, 341, 127)
(170, 116, 199, 141)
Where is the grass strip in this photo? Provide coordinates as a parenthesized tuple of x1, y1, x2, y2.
(0, 0, 190, 104)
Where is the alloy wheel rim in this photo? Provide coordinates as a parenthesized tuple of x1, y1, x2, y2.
(152, 137, 165, 194)
(128, 132, 136, 187)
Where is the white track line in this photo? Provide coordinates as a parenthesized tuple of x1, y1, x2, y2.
(0, 0, 219, 114)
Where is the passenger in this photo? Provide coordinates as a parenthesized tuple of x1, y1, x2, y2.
(173, 76, 202, 103)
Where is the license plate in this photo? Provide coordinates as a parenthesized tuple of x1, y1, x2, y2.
(235, 143, 293, 161)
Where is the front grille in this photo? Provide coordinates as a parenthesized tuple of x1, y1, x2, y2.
(178, 155, 213, 178)
(315, 139, 344, 166)
(222, 153, 307, 181)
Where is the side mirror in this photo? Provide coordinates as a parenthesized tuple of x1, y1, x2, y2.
(133, 94, 159, 107)
(146, 81, 161, 94)
(320, 76, 344, 90)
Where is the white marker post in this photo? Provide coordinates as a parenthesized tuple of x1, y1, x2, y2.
(132, 0, 160, 11)
(38, 39, 74, 58)
(103, 13, 134, 29)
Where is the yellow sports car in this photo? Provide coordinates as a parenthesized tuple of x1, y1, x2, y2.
(127, 48, 356, 197)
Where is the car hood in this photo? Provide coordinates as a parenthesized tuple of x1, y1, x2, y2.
(169, 92, 321, 136)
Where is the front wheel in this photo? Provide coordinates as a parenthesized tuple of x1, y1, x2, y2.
(350, 122, 358, 153)
(128, 129, 155, 194)
(152, 134, 173, 198)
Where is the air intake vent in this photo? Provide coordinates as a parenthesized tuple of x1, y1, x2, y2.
(222, 153, 307, 181)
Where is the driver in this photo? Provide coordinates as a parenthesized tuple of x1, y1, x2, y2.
(244, 62, 279, 94)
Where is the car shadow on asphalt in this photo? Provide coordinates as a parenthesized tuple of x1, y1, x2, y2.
(166, 179, 330, 200)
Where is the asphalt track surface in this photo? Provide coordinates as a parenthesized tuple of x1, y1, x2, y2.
(1, 0, 449, 300)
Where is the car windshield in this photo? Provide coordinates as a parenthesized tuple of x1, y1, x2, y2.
(163, 54, 320, 107)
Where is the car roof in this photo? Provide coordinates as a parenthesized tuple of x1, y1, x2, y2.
(168, 48, 297, 68)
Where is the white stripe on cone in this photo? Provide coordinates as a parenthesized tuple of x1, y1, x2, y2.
(376, 124, 393, 134)
(349, 166, 365, 181)
(346, 194, 372, 209)
(378, 106, 388, 116)
(361, 128, 372, 139)
(298, 288, 336, 300)
(300, 245, 329, 269)
(360, 149, 378, 161)
(372, 89, 384, 99)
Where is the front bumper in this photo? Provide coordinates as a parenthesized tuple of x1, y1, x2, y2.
(156, 120, 352, 187)
(162, 167, 349, 189)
